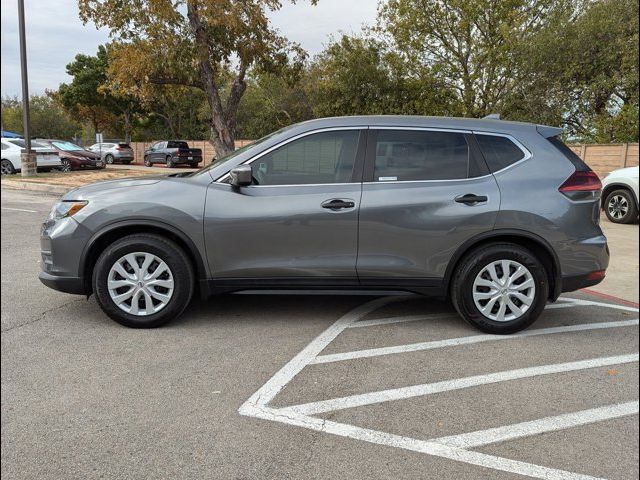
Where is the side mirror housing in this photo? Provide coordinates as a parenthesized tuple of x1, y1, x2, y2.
(229, 165, 253, 187)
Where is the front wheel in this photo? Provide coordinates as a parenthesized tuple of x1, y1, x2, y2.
(105, 154, 115, 164)
(93, 234, 195, 328)
(144, 156, 152, 167)
(60, 159, 72, 172)
(451, 243, 548, 334)
(604, 189, 638, 224)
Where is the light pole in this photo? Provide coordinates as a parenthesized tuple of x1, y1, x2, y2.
(17, 0, 37, 177)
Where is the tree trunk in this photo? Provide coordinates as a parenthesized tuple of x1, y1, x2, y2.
(186, 1, 238, 159)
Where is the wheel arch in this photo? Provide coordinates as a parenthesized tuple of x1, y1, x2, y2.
(601, 183, 638, 209)
(80, 220, 208, 295)
(444, 229, 562, 301)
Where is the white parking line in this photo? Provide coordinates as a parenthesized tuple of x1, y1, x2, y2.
(348, 314, 440, 328)
(244, 404, 603, 480)
(282, 354, 639, 416)
(239, 296, 639, 480)
(312, 319, 639, 364)
(1, 207, 38, 213)
(434, 401, 640, 449)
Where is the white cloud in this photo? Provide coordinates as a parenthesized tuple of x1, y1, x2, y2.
(0, 0, 379, 97)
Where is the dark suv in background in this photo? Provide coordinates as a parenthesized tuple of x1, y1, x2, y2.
(39, 116, 608, 334)
(143, 141, 203, 167)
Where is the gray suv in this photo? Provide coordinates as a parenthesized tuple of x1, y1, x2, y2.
(39, 116, 609, 334)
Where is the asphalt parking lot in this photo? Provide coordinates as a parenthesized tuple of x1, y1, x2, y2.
(1, 188, 638, 480)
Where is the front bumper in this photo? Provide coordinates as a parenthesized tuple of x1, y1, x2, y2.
(40, 217, 91, 295)
(39, 271, 86, 295)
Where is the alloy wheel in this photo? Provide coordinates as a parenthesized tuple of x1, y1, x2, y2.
(60, 160, 71, 172)
(608, 195, 629, 220)
(472, 259, 536, 322)
(1, 160, 14, 175)
(107, 252, 175, 316)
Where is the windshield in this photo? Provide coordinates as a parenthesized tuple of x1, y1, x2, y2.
(8, 139, 48, 148)
(52, 141, 84, 151)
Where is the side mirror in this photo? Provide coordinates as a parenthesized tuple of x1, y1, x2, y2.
(229, 165, 253, 187)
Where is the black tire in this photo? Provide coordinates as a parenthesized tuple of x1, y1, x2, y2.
(105, 154, 115, 164)
(1, 159, 16, 175)
(93, 234, 194, 328)
(166, 156, 175, 168)
(451, 243, 548, 334)
(604, 189, 638, 224)
(144, 156, 152, 167)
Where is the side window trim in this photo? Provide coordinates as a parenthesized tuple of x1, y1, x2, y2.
(472, 131, 532, 174)
(216, 127, 367, 186)
(363, 126, 488, 184)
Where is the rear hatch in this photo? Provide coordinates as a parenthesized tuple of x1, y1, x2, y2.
(116, 142, 134, 156)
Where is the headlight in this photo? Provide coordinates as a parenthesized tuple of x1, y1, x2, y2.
(48, 201, 88, 221)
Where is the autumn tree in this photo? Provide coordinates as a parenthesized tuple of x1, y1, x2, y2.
(57, 45, 141, 140)
(80, 0, 313, 157)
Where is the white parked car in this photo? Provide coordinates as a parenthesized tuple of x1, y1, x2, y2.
(1, 138, 61, 175)
(601, 166, 639, 224)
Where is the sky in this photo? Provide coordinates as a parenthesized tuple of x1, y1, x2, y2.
(0, 0, 379, 97)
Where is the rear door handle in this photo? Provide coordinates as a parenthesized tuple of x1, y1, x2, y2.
(455, 194, 488, 205)
(321, 199, 356, 210)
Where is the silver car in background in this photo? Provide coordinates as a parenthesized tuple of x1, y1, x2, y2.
(39, 116, 609, 334)
(88, 142, 135, 164)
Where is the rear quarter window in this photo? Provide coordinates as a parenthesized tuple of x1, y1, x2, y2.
(475, 134, 526, 172)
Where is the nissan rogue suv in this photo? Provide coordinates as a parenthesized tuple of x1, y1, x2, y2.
(39, 116, 609, 334)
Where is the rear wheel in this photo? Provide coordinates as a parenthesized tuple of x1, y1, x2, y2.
(144, 156, 152, 167)
(1, 159, 16, 175)
(604, 189, 637, 224)
(166, 156, 175, 168)
(451, 243, 548, 334)
(93, 234, 194, 328)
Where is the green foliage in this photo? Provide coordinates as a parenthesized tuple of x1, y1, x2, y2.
(1, 94, 82, 139)
(303, 35, 460, 118)
(504, 0, 639, 141)
(236, 73, 313, 138)
(378, 0, 569, 117)
(58, 45, 141, 139)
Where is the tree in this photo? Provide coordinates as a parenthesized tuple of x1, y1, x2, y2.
(1, 94, 82, 139)
(504, 0, 639, 141)
(378, 0, 570, 117)
(304, 35, 459, 118)
(80, 0, 314, 157)
(58, 45, 141, 140)
(235, 72, 313, 138)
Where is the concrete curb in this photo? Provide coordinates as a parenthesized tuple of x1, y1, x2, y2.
(1, 181, 70, 196)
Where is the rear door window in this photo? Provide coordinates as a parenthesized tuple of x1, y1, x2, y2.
(371, 130, 472, 181)
(475, 134, 526, 172)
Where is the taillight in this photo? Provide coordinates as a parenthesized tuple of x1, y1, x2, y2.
(559, 170, 602, 193)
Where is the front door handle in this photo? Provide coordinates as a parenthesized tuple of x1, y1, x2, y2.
(321, 199, 356, 210)
(455, 194, 488, 205)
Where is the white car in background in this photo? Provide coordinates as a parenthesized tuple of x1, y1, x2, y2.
(1, 138, 61, 175)
(601, 165, 639, 224)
